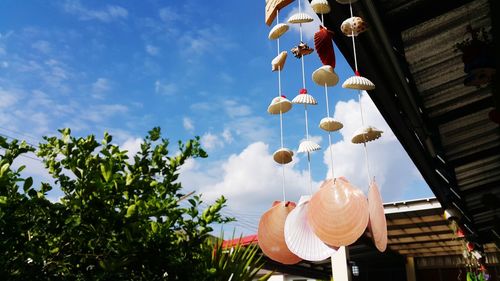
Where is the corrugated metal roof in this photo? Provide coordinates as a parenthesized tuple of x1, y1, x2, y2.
(323, 0, 499, 244)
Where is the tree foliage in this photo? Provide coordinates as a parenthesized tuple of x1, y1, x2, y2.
(0, 128, 241, 280)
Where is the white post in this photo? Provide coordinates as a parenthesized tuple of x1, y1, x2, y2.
(331, 246, 352, 281)
(405, 257, 417, 281)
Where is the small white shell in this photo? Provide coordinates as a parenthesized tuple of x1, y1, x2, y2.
(298, 140, 321, 153)
(273, 148, 294, 164)
(268, 96, 292, 114)
(272, 51, 288, 72)
(351, 126, 383, 144)
(319, 117, 343, 132)
(269, 23, 290, 40)
(312, 65, 339, 87)
(292, 89, 318, 105)
(284, 196, 337, 261)
(342, 75, 376, 90)
(341, 17, 367, 37)
(310, 0, 331, 14)
(336, 0, 358, 4)
(288, 13, 314, 24)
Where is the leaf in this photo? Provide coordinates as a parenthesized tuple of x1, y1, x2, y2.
(100, 163, 112, 182)
(0, 196, 7, 205)
(23, 177, 33, 192)
(125, 204, 137, 218)
(0, 163, 10, 176)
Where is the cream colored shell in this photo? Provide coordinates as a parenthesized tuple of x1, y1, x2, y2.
(268, 96, 292, 114)
(319, 117, 343, 132)
(288, 13, 314, 24)
(284, 196, 336, 261)
(351, 126, 383, 144)
(341, 17, 367, 37)
(310, 0, 331, 14)
(312, 65, 339, 87)
(298, 140, 321, 153)
(292, 93, 317, 105)
(269, 23, 289, 40)
(342, 75, 375, 90)
(272, 51, 288, 72)
(273, 148, 294, 164)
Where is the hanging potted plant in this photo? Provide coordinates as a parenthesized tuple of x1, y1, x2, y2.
(454, 25, 496, 87)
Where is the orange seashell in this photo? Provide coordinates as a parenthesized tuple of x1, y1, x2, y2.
(308, 178, 369, 247)
(258, 201, 302, 265)
(314, 26, 336, 67)
(367, 181, 387, 252)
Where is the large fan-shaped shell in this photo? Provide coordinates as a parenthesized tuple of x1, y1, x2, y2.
(336, 0, 358, 4)
(284, 196, 337, 261)
(311, 0, 331, 14)
(268, 96, 292, 114)
(308, 178, 369, 247)
(288, 12, 314, 24)
(258, 201, 302, 264)
(314, 26, 336, 67)
(272, 51, 288, 72)
(273, 148, 294, 164)
(297, 140, 321, 153)
(269, 23, 290, 40)
(351, 126, 383, 144)
(342, 75, 375, 90)
(319, 117, 343, 132)
(367, 181, 387, 252)
(341, 17, 367, 37)
(312, 65, 339, 86)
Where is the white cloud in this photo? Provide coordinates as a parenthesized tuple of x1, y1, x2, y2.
(121, 137, 143, 160)
(201, 132, 224, 151)
(323, 92, 426, 202)
(63, 0, 128, 22)
(224, 100, 252, 118)
(155, 80, 177, 96)
(31, 40, 51, 54)
(183, 117, 195, 132)
(222, 128, 233, 144)
(91, 78, 111, 98)
(145, 44, 159, 56)
(159, 7, 180, 23)
(179, 142, 317, 226)
(0, 87, 19, 108)
(287, 0, 322, 41)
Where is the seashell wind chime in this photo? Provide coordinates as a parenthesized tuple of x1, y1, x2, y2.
(258, 0, 388, 267)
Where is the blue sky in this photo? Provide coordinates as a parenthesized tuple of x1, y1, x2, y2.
(0, 0, 433, 234)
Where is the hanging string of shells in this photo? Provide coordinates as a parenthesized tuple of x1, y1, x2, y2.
(258, 0, 388, 267)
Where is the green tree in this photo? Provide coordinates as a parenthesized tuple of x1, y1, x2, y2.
(0, 128, 234, 280)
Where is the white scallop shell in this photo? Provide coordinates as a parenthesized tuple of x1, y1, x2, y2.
(342, 75, 376, 90)
(292, 93, 317, 105)
(273, 148, 294, 164)
(269, 23, 290, 40)
(351, 126, 383, 144)
(341, 17, 367, 37)
(284, 195, 337, 261)
(268, 96, 292, 114)
(319, 117, 343, 132)
(336, 0, 358, 4)
(312, 65, 339, 87)
(272, 51, 288, 72)
(298, 140, 321, 153)
(310, 0, 331, 14)
(288, 13, 314, 24)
